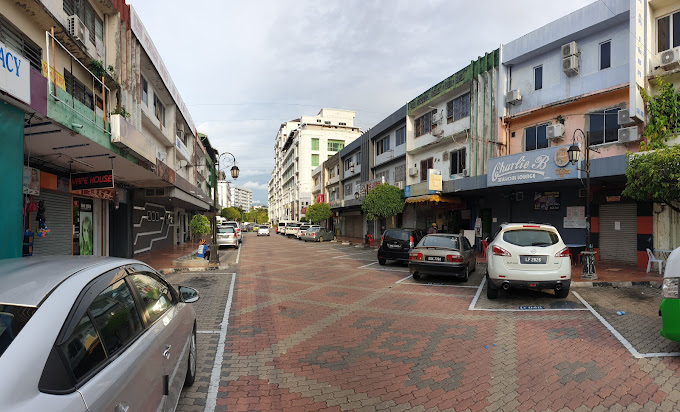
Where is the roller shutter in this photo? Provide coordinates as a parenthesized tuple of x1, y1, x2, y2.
(599, 203, 637, 265)
(30, 191, 72, 256)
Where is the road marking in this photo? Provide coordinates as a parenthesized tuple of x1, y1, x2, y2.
(236, 245, 241, 264)
(396, 274, 412, 283)
(205, 273, 237, 412)
(468, 276, 485, 310)
(572, 291, 680, 359)
(358, 262, 378, 269)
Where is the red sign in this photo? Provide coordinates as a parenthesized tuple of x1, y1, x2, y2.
(316, 194, 325, 204)
(79, 188, 115, 200)
(71, 170, 114, 190)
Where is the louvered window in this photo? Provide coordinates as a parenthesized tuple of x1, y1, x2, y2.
(0, 15, 42, 71)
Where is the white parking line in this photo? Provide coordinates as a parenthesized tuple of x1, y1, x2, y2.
(358, 262, 378, 269)
(205, 273, 237, 412)
(572, 292, 680, 359)
(236, 245, 241, 264)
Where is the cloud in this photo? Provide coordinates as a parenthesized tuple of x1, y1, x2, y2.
(240, 181, 269, 191)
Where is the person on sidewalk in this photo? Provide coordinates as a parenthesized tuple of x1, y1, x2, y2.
(428, 222, 438, 235)
(199, 238, 210, 260)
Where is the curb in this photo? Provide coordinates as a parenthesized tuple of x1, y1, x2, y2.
(158, 266, 223, 275)
(572, 280, 661, 288)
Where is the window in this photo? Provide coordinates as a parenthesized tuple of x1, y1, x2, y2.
(344, 158, 353, 171)
(311, 138, 319, 150)
(88, 279, 143, 356)
(154, 95, 165, 127)
(415, 111, 435, 137)
(328, 140, 344, 151)
(356, 152, 361, 165)
(129, 274, 173, 324)
(339, 122, 347, 126)
(316, 119, 322, 123)
(375, 170, 389, 184)
(0, 305, 37, 358)
(450, 148, 467, 175)
(311, 154, 319, 167)
(420, 158, 433, 182)
(344, 183, 353, 194)
(396, 127, 406, 146)
(657, 11, 680, 52)
(534, 66, 543, 91)
(376, 137, 390, 155)
(61, 312, 107, 381)
(65, 70, 94, 110)
(525, 124, 549, 151)
(394, 164, 406, 182)
(324, 121, 331, 125)
(446, 94, 471, 123)
(141, 76, 148, 106)
(599, 40, 611, 70)
(0, 15, 42, 71)
(328, 167, 335, 178)
(588, 108, 620, 145)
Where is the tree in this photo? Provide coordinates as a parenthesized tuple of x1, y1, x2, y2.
(189, 215, 210, 241)
(362, 183, 405, 221)
(220, 207, 241, 221)
(622, 145, 680, 213)
(306, 202, 331, 224)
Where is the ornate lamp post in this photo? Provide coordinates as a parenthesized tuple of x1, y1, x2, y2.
(211, 152, 239, 264)
(567, 129, 597, 279)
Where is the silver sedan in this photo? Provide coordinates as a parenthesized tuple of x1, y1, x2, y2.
(0, 256, 200, 412)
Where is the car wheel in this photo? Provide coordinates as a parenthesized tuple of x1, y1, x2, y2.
(470, 261, 476, 273)
(184, 327, 197, 387)
(378, 258, 386, 265)
(486, 275, 498, 299)
(462, 265, 470, 282)
(318, 236, 323, 242)
(555, 286, 570, 299)
(412, 272, 421, 280)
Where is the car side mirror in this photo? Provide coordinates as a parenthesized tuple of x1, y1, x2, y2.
(179, 286, 200, 303)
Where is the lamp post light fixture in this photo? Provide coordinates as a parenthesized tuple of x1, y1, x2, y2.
(354, 191, 359, 200)
(568, 129, 597, 280)
(211, 151, 238, 265)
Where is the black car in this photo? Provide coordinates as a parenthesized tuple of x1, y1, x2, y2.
(377, 229, 425, 265)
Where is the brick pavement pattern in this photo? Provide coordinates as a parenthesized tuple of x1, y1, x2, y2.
(202, 235, 680, 411)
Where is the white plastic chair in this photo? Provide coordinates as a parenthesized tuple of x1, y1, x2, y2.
(647, 248, 664, 274)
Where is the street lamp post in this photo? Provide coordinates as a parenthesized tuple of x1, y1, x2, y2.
(567, 129, 597, 280)
(211, 152, 239, 264)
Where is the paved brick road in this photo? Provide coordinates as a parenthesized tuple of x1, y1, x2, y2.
(176, 234, 680, 411)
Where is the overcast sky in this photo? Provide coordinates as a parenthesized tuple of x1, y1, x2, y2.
(129, 0, 598, 206)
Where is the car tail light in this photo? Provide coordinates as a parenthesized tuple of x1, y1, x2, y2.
(380, 234, 385, 244)
(409, 252, 423, 261)
(409, 236, 414, 249)
(554, 247, 570, 258)
(311, 233, 316, 237)
(446, 254, 464, 263)
(523, 225, 540, 228)
(492, 246, 512, 257)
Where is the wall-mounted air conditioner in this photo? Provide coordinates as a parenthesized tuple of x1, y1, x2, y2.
(562, 56, 579, 77)
(432, 112, 443, 124)
(462, 169, 469, 177)
(617, 108, 638, 126)
(658, 48, 680, 71)
(432, 128, 444, 137)
(562, 41, 578, 58)
(395, 181, 404, 190)
(546, 124, 564, 140)
(506, 89, 521, 105)
(618, 126, 640, 143)
(67, 15, 88, 44)
(408, 167, 418, 177)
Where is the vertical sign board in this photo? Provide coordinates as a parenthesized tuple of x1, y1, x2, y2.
(630, 0, 646, 122)
(428, 169, 442, 192)
(0, 41, 31, 104)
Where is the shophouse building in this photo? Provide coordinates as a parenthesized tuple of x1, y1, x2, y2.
(268, 108, 361, 223)
(1, 1, 215, 259)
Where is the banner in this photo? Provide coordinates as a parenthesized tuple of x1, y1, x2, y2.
(41, 60, 66, 91)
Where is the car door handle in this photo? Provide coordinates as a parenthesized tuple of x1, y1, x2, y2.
(115, 403, 130, 412)
(163, 345, 171, 359)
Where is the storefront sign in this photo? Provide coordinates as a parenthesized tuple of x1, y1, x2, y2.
(0, 41, 30, 104)
(79, 188, 115, 201)
(428, 169, 442, 191)
(629, 0, 645, 122)
(487, 145, 578, 187)
(360, 178, 382, 195)
(606, 196, 621, 202)
(71, 170, 114, 190)
(176, 136, 191, 162)
(315, 194, 325, 203)
(23, 166, 40, 195)
(111, 115, 157, 163)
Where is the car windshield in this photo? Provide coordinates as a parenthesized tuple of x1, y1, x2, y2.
(503, 229, 559, 246)
(385, 230, 410, 241)
(309, 227, 320, 232)
(418, 236, 459, 250)
(218, 227, 235, 233)
(0, 305, 38, 358)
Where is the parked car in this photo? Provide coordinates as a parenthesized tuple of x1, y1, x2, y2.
(377, 229, 425, 265)
(485, 223, 571, 299)
(277, 222, 286, 234)
(0, 257, 200, 412)
(297, 224, 319, 239)
(660, 247, 680, 342)
(220, 221, 242, 244)
(301, 227, 334, 242)
(217, 226, 239, 247)
(408, 234, 476, 281)
(285, 223, 302, 237)
(257, 225, 270, 236)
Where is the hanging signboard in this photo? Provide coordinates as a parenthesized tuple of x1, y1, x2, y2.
(71, 170, 114, 190)
(428, 169, 442, 191)
(487, 145, 578, 187)
(0, 41, 31, 104)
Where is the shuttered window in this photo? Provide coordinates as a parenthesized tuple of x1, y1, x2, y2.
(65, 70, 95, 111)
(0, 15, 42, 71)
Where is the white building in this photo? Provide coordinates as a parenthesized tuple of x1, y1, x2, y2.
(268, 108, 362, 223)
(217, 180, 231, 209)
(231, 186, 253, 211)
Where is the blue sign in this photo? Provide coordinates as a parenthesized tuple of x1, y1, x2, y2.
(487, 145, 578, 187)
(403, 185, 411, 198)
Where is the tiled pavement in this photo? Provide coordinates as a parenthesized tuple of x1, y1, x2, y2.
(173, 233, 680, 411)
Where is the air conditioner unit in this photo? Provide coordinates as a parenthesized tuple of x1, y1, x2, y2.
(562, 41, 578, 58)
(432, 112, 442, 123)
(432, 128, 444, 137)
(395, 181, 404, 190)
(506, 89, 521, 105)
(617, 108, 637, 126)
(618, 126, 640, 143)
(67, 15, 88, 44)
(562, 56, 579, 77)
(408, 167, 418, 177)
(546, 124, 564, 140)
(658, 48, 680, 71)
(462, 169, 469, 177)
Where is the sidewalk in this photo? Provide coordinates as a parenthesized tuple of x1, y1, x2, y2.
(135, 242, 198, 271)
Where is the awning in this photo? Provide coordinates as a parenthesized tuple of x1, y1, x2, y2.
(405, 194, 465, 205)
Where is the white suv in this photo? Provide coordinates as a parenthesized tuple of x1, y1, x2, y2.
(486, 223, 571, 299)
(221, 221, 242, 244)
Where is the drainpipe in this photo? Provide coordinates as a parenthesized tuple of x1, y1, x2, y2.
(482, 70, 487, 175)
(473, 77, 479, 176)
(489, 68, 494, 161)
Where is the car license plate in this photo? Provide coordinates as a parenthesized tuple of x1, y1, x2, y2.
(426, 256, 443, 262)
(520, 255, 547, 264)
(387, 244, 400, 249)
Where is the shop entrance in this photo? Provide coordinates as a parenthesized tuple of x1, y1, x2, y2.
(599, 203, 637, 265)
(73, 198, 94, 255)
